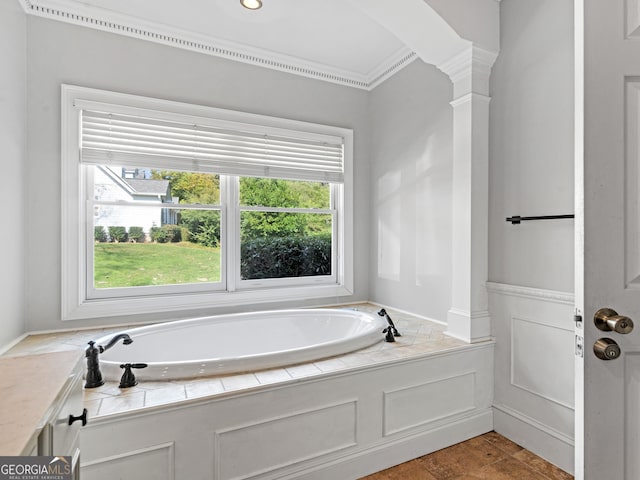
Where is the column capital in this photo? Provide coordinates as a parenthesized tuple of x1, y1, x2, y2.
(437, 45, 498, 97)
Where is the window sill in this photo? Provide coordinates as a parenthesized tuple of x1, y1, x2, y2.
(62, 283, 354, 321)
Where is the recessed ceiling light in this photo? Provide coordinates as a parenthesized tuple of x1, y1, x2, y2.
(240, 0, 262, 10)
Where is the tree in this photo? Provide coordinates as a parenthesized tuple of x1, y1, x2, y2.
(151, 170, 221, 246)
(152, 170, 219, 204)
(239, 178, 331, 240)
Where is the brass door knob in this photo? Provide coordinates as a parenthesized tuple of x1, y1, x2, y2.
(594, 308, 634, 334)
(594, 338, 621, 360)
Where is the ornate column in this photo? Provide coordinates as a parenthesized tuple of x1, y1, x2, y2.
(438, 45, 498, 343)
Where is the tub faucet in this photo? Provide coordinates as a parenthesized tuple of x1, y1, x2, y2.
(98, 333, 133, 353)
(378, 309, 401, 342)
(84, 334, 133, 389)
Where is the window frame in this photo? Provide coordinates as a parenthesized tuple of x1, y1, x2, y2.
(61, 85, 354, 321)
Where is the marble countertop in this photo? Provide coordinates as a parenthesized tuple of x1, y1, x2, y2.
(0, 350, 83, 456)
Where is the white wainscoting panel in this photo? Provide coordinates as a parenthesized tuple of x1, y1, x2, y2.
(81, 344, 494, 480)
(214, 400, 357, 480)
(81, 442, 175, 480)
(511, 317, 574, 407)
(383, 372, 475, 436)
(487, 282, 574, 474)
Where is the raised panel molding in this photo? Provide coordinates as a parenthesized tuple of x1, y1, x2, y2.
(214, 400, 358, 480)
(81, 345, 495, 480)
(81, 442, 175, 480)
(510, 317, 574, 408)
(626, 79, 640, 287)
(383, 373, 476, 436)
(489, 281, 574, 472)
(628, 0, 640, 37)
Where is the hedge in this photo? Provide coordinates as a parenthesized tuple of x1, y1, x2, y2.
(94, 226, 108, 243)
(241, 235, 331, 280)
(150, 224, 182, 243)
(128, 226, 146, 243)
(108, 226, 128, 243)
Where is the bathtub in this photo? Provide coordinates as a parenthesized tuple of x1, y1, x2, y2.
(94, 308, 386, 381)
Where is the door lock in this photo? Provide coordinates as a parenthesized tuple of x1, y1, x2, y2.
(594, 338, 621, 360)
(594, 308, 634, 334)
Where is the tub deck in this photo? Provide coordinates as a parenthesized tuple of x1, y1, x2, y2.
(4, 304, 476, 419)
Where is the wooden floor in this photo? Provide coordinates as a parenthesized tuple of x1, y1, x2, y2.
(359, 432, 573, 480)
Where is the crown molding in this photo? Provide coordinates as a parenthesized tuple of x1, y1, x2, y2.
(367, 49, 418, 90)
(19, 0, 416, 91)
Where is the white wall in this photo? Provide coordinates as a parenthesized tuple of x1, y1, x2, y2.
(368, 60, 453, 322)
(24, 16, 371, 331)
(0, 0, 27, 349)
(488, 0, 575, 472)
(489, 0, 574, 292)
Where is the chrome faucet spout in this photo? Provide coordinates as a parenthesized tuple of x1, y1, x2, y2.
(98, 333, 133, 353)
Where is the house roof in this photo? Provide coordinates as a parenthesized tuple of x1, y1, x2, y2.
(125, 179, 170, 196)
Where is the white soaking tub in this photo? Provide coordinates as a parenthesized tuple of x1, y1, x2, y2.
(93, 308, 386, 381)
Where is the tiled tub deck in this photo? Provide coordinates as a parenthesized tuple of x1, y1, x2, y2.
(4, 304, 473, 419)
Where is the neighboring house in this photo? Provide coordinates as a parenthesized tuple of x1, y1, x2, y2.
(93, 165, 178, 234)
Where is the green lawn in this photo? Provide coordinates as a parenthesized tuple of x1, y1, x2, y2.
(94, 242, 221, 288)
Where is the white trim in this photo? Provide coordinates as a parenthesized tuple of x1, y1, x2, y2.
(450, 92, 491, 108)
(437, 45, 498, 86)
(509, 316, 575, 409)
(446, 308, 492, 344)
(486, 281, 575, 305)
(494, 402, 575, 445)
(367, 50, 419, 90)
(493, 404, 574, 474)
(81, 441, 175, 477)
(0, 333, 29, 356)
(19, 0, 415, 91)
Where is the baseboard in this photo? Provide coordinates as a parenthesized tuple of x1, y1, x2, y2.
(0, 333, 28, 356)
(493, 404, 574, 475)
(273, 409, 494, 480)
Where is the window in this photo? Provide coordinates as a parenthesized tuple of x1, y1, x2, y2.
(61, 85, 353, 320)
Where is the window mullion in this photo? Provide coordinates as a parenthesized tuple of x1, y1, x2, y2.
(223, 175, 240, 292)
(331, 183, 342, 284)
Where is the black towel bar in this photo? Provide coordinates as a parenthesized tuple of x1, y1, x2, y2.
(506, 214, 575, 225)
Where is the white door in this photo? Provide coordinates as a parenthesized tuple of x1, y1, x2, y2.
(578, 0, 640, 478)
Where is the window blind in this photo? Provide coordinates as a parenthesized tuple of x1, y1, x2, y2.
(79, 108, 344, 183)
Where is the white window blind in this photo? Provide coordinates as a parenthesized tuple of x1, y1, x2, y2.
(78, 105, 344, 183)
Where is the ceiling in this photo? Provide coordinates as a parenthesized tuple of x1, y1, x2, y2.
(20, 0, 417, 90)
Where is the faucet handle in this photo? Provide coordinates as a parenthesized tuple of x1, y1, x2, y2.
(118, 363, 148, 388)
(378, 309, 401, 337)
